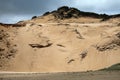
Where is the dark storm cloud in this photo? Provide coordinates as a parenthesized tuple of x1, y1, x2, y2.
(0, 0, 120, 23)
(0, 0, 70, 15)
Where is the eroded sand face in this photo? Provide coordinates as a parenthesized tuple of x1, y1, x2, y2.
(0, 16, 120, 72)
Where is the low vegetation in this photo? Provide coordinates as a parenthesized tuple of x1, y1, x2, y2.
(100, 63, 120, 71)
(43, 6, 120, 20)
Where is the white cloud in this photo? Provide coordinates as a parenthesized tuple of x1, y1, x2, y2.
(69, 0, 120, 14)
(0, 15, 32, 24)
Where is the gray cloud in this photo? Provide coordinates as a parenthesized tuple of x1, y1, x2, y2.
(0, 0, 120, 23)
(0, 0, 70, 15)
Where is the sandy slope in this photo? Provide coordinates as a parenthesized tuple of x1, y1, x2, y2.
(0, 16, 120, 72)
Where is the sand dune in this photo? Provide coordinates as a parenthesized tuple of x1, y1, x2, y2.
(0, 7, 120, 72)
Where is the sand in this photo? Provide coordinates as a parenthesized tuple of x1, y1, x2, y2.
(0, 14, 120, 72)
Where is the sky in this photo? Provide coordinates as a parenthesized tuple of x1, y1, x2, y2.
(0, 0, 120, 23)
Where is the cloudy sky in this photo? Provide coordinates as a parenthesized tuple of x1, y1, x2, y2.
(0, 0, 120, 23)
